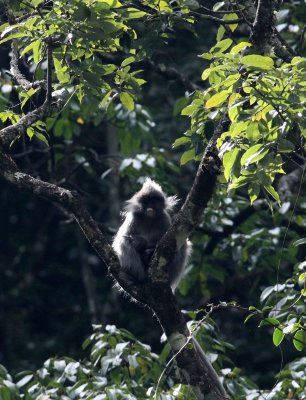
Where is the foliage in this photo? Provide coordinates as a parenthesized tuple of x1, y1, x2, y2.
(179, 40, 305, 206)
(0, 325, 305, 400)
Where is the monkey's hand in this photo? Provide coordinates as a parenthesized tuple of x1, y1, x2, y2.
(126, 235, 148, 252)
(140, 247, 155, 269)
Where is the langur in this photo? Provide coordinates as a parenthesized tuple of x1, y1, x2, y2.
(112, 178, 191, 290)
(112, 178, 226, 398)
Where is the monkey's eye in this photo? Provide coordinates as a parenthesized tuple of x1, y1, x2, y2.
(143, 196, 164, 209)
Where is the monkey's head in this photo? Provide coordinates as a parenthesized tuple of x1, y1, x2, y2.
(124, 178, 177, 218)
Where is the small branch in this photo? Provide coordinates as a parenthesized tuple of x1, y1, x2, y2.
(15, 10, 40, 22)
(190, 11, 244, 25)
(46, 42, 53, 103)
(5, 1, 47, 91)
(273, 30, 296, 62)
(199, 6, 241, 15)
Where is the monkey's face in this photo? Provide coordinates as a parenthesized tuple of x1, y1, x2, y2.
(140, 194, 165, 217)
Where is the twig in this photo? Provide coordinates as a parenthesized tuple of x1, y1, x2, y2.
(190, 11, 244, 25)
(46, 42, 53, 103)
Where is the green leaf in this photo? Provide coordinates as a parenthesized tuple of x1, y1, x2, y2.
(124, 7, 147, 18)
(273, 328, 285, 346)
(54, 57, 70, 84)
(240, 144, 269, 166)
(278, 138, 295, 153)
(172, 137, 191, 148)
(223, 148, 240, 182)
(205, 91, 229, 108)
(223, 13, 239, 32)
(230, 121, 248, 137)
(173, 97, 190, 116)
(228, 175, 248, 190)
(120, 92, 134, 111)
(248, 183, 260, 204)
(21, 41, 36, 57)
(101, 90, 113, 109)
(36, 132, 49, 146)
(33, 39, 43, 64)
(240, 55, 274, 70)
(31, 0, 44, 6)
(231, 42, 252, 54)
(181, 104, 198, 116)
(293, 330, 306, 351)
(180, 148, 195, 165)
(26, 127, 35, 139)
(121, 56, 135, 67)
(246, 122, 260, 141)
(0, 32, 27, 45)
(201, 68, 211, 80)
(210, 38, 233, 54)
(216, 25, 225, 41)
(299, 272, 306, 282)
(259, 318, 279, 327)
(264, 185, 281, 205)
(244, 314, 255, 323)
(0, 387, 11, 400)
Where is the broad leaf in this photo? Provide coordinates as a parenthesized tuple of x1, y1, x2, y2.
(205, 91, 229, 108)
(240, 55, 274, 70)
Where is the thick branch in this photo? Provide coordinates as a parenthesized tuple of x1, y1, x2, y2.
(152, 116, 228, 283)
(0, 100, 62, 148)
(250, 0, 275, 53)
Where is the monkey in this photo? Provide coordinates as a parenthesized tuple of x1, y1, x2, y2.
(112, 178, 227, 398)
(112, 178, 191, 291)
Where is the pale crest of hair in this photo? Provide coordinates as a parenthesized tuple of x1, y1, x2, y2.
(141, 178, 179, 212)
(121, 178, 180, 215)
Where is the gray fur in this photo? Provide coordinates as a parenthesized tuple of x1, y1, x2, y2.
(112, 178, 190, 290)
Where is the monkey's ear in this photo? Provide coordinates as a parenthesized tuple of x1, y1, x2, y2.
(166, 195, 179, 211)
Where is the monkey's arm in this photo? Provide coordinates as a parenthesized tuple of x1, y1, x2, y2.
(113, 234, 148, 282)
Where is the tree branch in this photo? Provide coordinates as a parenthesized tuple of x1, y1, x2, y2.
(246, 0, 294, 62)
(250, 0, 275, 53)
(10, 40, 47, 91)
(0, 100, 62, 148)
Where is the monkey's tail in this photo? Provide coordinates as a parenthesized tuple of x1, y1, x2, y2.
(193, 339, 228, 399)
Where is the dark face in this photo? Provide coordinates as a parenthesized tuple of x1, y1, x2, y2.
(139, 194, 165, 217)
